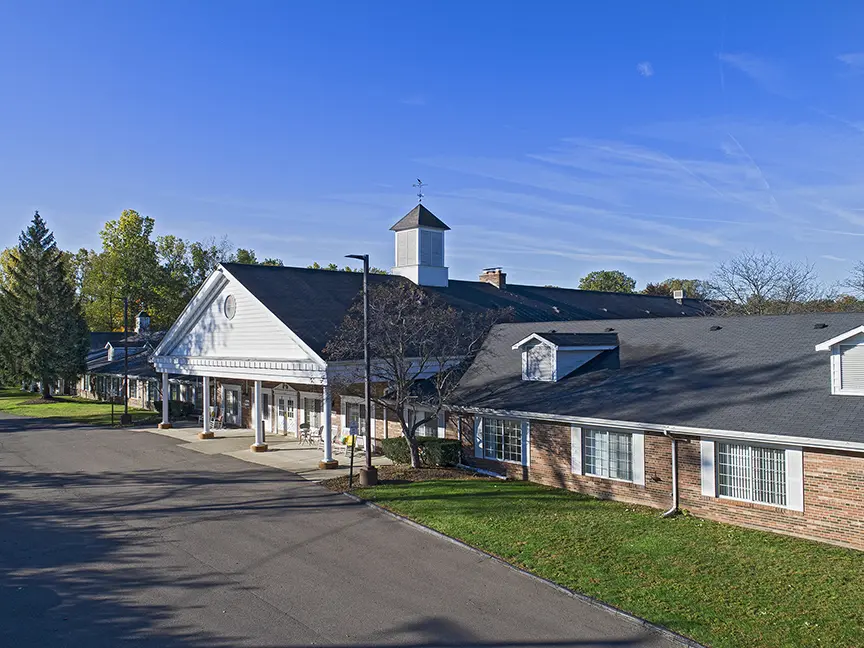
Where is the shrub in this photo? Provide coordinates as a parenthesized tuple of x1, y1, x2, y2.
(381, 436, 461, 467)
(153, 400, 196, 420)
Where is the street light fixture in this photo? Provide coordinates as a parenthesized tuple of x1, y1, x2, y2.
(346, 253, 377, 486)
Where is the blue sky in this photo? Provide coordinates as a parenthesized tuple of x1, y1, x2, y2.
(3, 1, 864, 288)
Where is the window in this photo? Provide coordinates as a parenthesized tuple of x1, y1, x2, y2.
(128, 380, 138, 398)
(170, 383, 180, 401)
(345, 402, 368, 435)
(304, 397, 322, 429)
(583, 429, 633, 481)
(410, 409, 439, 437)
(482, 417, 523, 463)
(717, 442, 786, 506)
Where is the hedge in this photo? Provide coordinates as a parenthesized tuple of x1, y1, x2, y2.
(153, 400, 196, 420)
(381, 436, 461, 467)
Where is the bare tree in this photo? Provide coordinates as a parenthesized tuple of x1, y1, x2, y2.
(707, 251, 823, 315)
(325, 281, 506, 468)
(843, 261, 864, 299)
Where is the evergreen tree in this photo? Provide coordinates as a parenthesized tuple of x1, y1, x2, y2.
(0, 212, 88, 398)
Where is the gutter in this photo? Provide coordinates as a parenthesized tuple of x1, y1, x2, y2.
(451, 405, 864, 455)
(662, 431, 679, 518)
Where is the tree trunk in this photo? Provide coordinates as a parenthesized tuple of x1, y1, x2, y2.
(41, 377, 52, 400)
(407, 434, 422, 468)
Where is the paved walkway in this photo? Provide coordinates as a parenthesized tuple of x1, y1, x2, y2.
(140, 423, 393, 481)
(0, 414, 681, 647)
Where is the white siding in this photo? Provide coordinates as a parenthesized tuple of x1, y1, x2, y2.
(839, 344, 864, 392)
(524, 341, 554, 381)
(166, 274, 313, 362)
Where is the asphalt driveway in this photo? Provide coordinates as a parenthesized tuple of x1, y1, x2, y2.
(0, 413, 680, 647)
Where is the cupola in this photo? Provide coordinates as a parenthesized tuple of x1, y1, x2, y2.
(390, 204, 450, 287)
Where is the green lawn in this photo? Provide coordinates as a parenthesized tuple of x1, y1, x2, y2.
(0, 387, 158, 426)
(356, 479, 864, 648)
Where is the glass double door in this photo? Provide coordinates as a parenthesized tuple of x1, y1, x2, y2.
(274, 391, 297, 436)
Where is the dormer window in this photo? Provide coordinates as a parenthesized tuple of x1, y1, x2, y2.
(512, 332, 618, 382)
(815, 325, 864, 395)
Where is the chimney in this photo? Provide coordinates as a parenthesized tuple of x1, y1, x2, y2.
(479, 267, 507, 289)
(135, 311, 151, 334)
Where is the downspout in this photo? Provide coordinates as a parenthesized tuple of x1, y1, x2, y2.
(662, 431, 679, 518)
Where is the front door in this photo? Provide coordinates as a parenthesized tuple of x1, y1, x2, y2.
(224, 386, 241, 427)
(275, 392, 297, 436)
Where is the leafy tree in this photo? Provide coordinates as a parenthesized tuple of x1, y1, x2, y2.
(0, 213, 88, 398)
(188, 236, 234, 290)
(262, 258, 284, 266)
(326, 281, 504, 468)
(233, 248, 258, 265)
(578, 270, 636, 293)
(0, 247, 18, 290)
(642, 278, 708, 299)
(307, 261, 388, 274)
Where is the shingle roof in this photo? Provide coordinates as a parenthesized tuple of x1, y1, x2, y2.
(455, 313, 864, 445)
(390, 204, 451, 231)
(220, 264, 709, 357)
(527, 332, 619, 347)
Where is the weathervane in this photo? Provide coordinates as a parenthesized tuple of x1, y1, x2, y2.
(413, 178, 426, 203)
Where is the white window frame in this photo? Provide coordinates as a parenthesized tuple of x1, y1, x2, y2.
(570, 425, 645, 486)
(341, 395, 376, 436)
(474, 417, 530, 466)
(700, 439, 804, 511)
(299, 390, 324, 430)
(406, 406, 445, 438)
(221, 383, 242, 426)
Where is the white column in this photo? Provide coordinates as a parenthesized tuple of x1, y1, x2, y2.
(201, 376, 212, 438)
(159, 372, 171, 428)
(322, 382, 335, 464)
(251, 380, 267, 451)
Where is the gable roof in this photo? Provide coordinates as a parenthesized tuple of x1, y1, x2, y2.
(814, 324, 864, 351)
(515, 332, 619, 349)
(390, 204, 451, 231)
(456, 312, 864, 445)
(219, 263, 710, 358)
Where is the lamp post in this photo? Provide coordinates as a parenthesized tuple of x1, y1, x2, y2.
(120, 297, 132, 425)
(346, 253, 377, 486)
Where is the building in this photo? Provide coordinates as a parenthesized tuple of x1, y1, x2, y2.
(151, 204, 708, 464)
(79, 312, 199, 412)
(452, 312, 864, 550)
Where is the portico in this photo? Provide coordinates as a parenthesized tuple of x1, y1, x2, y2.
(151, 263, 343, 466)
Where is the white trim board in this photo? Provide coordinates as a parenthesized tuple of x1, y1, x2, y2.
(815, 325, 864, 351)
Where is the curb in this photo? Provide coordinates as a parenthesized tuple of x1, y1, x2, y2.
(342, 491, 706, 648)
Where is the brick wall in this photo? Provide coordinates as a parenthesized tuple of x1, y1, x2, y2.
(680, 443, 864, 550)
(460, 415, 864, 551)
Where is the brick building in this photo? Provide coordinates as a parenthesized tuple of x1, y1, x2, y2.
(452, 314, 864, 550)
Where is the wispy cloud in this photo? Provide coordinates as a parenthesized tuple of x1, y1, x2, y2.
(636, 61, 654, 77)
(399, 95, 426, 106)
(837, 52, 864, 70)
(717, 52, 784, 94)
(821, 254, 847, 262)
